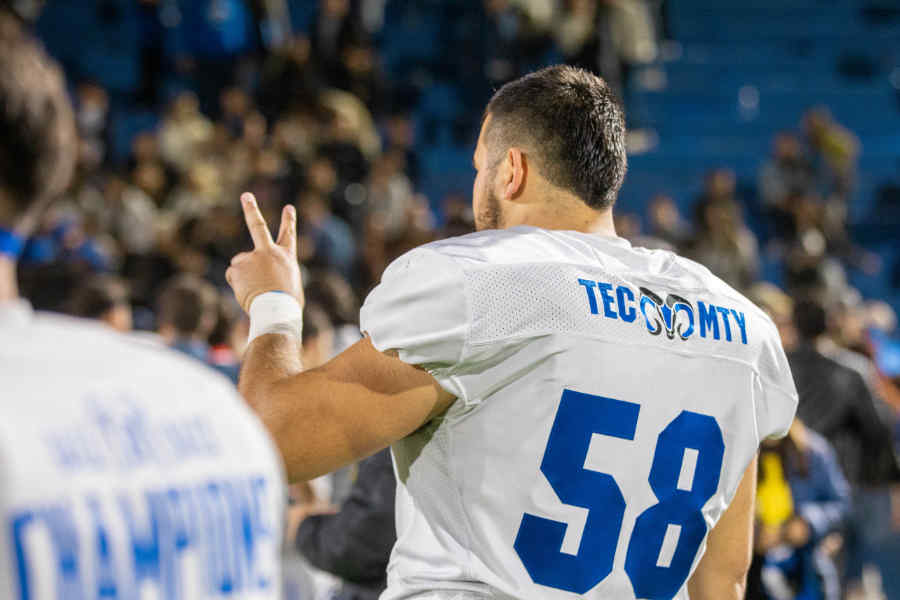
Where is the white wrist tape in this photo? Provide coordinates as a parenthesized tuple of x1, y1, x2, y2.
(247, 292, 303, 345)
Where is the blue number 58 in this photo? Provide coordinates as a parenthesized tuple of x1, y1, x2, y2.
(513, 390, 724, 599)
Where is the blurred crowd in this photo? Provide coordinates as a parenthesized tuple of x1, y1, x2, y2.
(7, 1, 900, 599)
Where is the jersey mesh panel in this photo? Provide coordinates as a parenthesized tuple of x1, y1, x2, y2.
(462, 262, 763, 368)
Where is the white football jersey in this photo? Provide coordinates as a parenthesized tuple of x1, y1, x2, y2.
(360, 227, 798, 600)
(0, 301, 286, 600)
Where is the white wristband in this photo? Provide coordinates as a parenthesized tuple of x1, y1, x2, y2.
(247, 292, 303, 345)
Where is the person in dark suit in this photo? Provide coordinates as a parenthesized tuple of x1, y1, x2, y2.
(786, 298, 900, 595)
(290, 448, 396, 600)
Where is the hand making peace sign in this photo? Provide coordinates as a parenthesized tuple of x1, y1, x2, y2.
(226, 192, 304, 313)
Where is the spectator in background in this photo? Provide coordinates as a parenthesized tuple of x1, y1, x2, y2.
(694, 168, 738, 211)
(305, 150, 348, 221)
(305, 269, 361, 354)
(748, 419, 851, 600)
(819, 297, 889, 412)
(365, 150, 417, 242)
(159, 92, 215, 175)
(554, 0, 600, 67)
(155, 273, 219, 367)
(67, 274, 132, 332)
(383, 112, 420, 186)
(786, 298, 900, 597)
(803, 107, 859, 208)
(334, 37, 388, 114)
(170, 0, 255, 117)
(206, 295, 246, 383)
(606, 0, 658, 98)
(129, 131, 170, 207)
(749, 282, 797, 352)
(554, 0, 657, 113)
(482, 0, 554, 86)
(759, 133, 813, 240)
(258, 35, 323, 119)
(441, 193, 477, 239)
(319, 89, 380, 172)
(300, 302, 335, 371)
(789, 298, 900, 488)
(616, 210, 675, 251)
(646, 194, 690, 248)
(310, 0, 361, 81)
(219, 85, 253, 139)
(291, 447, 396, 600)
(298, 189, 356, 280)
(686, 171, 759, 289)
(101, 174, 159, 257)
(759, 134, 812, 208)
(73, 81, 109, 169)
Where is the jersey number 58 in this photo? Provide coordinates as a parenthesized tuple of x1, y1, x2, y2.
(513, 389, 724, 599)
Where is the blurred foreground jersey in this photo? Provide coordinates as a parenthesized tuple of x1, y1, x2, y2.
(0, 301, 285, 599)
(360, 226, 798, 600)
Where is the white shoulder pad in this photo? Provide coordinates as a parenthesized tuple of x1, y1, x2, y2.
(360, 247, 468, 393)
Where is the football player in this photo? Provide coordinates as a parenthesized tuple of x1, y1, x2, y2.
(227, 65, 798, 600)
(0, 12, 285, 598)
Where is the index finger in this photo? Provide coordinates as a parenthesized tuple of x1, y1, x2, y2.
(241, 192, 273, 248)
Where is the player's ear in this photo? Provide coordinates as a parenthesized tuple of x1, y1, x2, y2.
(502, 147, 527, 201)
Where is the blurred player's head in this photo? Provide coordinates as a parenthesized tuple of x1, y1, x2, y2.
(0, 10, 76, 231)
(156, 274, 219, 343)
(67, 275, 132, 332)
(473, 65, 626, 231)
(792, 297, 828, 343)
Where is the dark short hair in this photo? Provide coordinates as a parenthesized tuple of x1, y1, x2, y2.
(485, 65, 627, 210)
(156, 275, 218, 337)
(793, 298, 828, 341)
(0, 11, 76, 214)
(68, 275, 129, 320)
(208, 295, 242, 347)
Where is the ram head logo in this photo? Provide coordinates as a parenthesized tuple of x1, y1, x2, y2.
(639, 287, 695, 341)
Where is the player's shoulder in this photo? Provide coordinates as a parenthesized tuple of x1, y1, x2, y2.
(24, 310, 236, 390)
(665, 252, 776, 331)
(391, 228, 523, 267)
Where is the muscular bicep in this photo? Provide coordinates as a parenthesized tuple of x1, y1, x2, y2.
(687, 455, 756, 600)
(262, 336, 455, 482)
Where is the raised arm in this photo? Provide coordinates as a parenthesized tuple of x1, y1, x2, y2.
(225, 194, 454, 482)
(240, 334, 453, 482)
(687, 455, 757, 600)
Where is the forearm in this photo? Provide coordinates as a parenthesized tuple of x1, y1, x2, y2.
(239, 333, 304, 450)
(240, 333, 303, 394)
(688, 456, 756, 600)
(687, 570, 746, 600)
(238, 337, 434, 483)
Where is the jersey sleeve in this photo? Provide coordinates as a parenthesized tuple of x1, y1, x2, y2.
(753, 322, 799, 441)
(359, 247, 469, 398)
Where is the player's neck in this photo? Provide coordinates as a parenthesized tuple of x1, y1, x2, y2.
(511, 203, 617, 237)
(0, 256, 18, 302)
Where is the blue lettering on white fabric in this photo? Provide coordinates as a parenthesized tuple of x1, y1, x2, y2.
(8, 476, 276, 600)
(577, 279, 748, 345)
